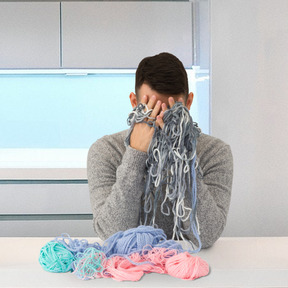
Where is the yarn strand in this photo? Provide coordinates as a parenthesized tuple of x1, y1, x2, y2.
(125, 102, 202, 252)
(39, 227, 209, 281)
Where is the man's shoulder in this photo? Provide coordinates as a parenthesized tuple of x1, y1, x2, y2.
(197, 133, 232, 158)
(198, 133, 229, 148)
(196, 132, 233, 177)
(97, 129, 129, 144)
(88, 129, 129, 156)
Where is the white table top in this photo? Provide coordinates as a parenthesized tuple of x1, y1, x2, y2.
(0, 237, 288, 287)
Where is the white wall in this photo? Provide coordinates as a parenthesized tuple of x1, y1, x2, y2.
(211, 0, 288, 236)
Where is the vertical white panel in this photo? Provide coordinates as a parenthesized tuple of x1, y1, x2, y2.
(211, 0, 288, 236)
(198, 0, 210, 69)
(62, 2, 193, 68)
(0, 2, 60, 68)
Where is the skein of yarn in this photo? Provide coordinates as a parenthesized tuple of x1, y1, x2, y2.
(102, 225, 183, 258)
(165, 251, 209, 280)
(39, 241, 75, 273)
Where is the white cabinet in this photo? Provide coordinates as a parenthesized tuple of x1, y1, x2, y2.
(0, 2, 194, 69)
(0, 184, 92, 215)
(61, 2, 193, 68)
(0, 183, 94, 237)
(0, 2, 60, 68)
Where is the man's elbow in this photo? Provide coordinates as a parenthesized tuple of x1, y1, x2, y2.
(200, 217, 226, 249)
(92, 216, 111, 241)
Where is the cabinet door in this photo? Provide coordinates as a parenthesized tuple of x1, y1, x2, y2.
(0, 183, 94, 237)
(0, 2, 60, 68)
(62, 2, 193, 68)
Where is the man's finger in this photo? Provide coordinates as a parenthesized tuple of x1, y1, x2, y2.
(156, 111, 165, 129)
(161, 103, 168, 113)
(150, 100, 161, 119)
(178, 97, 185, 105)
(141, 94, 148, 104)
(168, 97, 175, 108)
(147, 95, 157, 110)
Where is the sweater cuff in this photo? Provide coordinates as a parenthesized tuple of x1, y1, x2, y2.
(122, 145, 148, 172)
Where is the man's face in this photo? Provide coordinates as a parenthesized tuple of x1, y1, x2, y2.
(137, 84, 186, 110)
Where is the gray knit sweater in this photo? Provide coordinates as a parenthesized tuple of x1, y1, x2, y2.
(87, 129, 233, 248)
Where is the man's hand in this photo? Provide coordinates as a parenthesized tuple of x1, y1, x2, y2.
(130, 95, 162, 152)
(130, 95, 184, 153)
(156, 97, 185, 129)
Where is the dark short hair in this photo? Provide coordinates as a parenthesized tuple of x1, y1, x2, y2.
(135, 52, 188, 100)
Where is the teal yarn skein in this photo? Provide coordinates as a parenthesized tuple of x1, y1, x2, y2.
(39, 241, 75, 273)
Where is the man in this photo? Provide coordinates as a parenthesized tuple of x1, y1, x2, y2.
(87, 52, 233, 248)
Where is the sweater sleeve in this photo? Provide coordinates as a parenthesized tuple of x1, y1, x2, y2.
(184, 144, 233, 248)
(87, 137, 148, 240)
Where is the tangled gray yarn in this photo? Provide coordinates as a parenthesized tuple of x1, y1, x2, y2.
(125, 102, 202, 252)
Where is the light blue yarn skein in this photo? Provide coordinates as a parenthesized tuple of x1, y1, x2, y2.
(39, 241, 75, 273)
(102, 225, 183, 258)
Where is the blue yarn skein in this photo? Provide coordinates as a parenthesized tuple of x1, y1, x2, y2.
(102, 225, 183, 258)
(39, 241, 75, 273)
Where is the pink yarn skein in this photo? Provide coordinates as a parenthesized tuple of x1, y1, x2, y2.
(165, 251, 209, 280)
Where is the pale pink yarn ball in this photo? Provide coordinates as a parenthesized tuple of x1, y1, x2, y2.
(165, 251, 209, 280)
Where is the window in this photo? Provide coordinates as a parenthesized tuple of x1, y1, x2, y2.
(0, 68, 209, 180)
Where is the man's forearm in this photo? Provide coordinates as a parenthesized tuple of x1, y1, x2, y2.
(183, 145, 233, 248)
(88, 144, 148, 240)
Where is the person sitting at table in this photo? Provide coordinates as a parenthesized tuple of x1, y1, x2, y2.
(87, 52, 233, 248)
